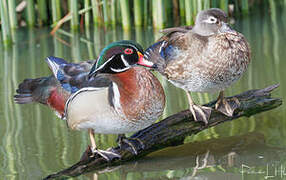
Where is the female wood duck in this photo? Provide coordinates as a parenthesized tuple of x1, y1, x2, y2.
(144, 8, 251, 124)
(15, 40, 165, 160)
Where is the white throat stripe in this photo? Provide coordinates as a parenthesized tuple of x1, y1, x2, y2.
(120, 54, 131, 67)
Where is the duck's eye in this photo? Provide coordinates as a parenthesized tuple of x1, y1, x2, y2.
(124, 48, 133, 55)
(209, 17, 217, 23)
(204, 16, 217, 24)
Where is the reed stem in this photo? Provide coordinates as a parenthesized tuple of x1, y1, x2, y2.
(102, 0, 110, 25)
(84, 0, 91, 27)
(91, 0, 103, 26)
(241, 0, 249, 14)
(134, 0, 142, 26)
(116, 0, 122, 24)
(172, 0, 180, 26)
(110, 0, 116, 26)
(119, 0, 131, 30)
(219, 0, 228, 12)
(203, 0, 210, 9)
(7, 0, 17, 29)
(143, 0, 148, 26)
(69, 0, 79, 30)
(51, 0, 61, 24)
(37, 0, 48, 26)
(197, 0, 203, 12)
(192, 0, 197, 15)
(185, 0, 192, 25)
(211, 0, 218, 7)
(0, 0, 12, 45)
(179, 0, 185, 24)
(26, 0, 35, 27)
(152, 0, 157, 27)
(156, 0, 165, 29)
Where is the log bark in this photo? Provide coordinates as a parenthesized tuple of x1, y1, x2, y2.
(44, 84, 282, 179)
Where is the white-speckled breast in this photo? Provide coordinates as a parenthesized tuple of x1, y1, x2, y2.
(165, 32, 250, 92)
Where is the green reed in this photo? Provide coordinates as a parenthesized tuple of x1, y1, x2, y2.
(134, 0, 142, 26)
(120, 0, 131, 30)
(143, 0, 148, 27)
(185, 0, 193, 25)
(37, 0, 48, 26)
(91, 0, 103, 26)
(0, 0, 258, 44)
(26, 0, 35, 27)
(152, 0, 157, 27)
(102, 0, 110, 25)
(157, 0, 165, 29)
(84, 0, 91, 27)
(110, 0, 116, 26)
(0, 0, 11, 45)
(69, 0, 79, 30)
(7, 0, 17, 29)
(51, 0, 61, 24)
(241, 0, 249, 14)
(219, 0, 228, 12)
(179, 0, 185, 24)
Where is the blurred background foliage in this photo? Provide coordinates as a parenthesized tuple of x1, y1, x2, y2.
(0, 0, 274, 46)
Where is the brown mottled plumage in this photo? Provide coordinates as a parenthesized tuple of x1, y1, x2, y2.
(110, 67, 165, 123)
(144, 8, 251, 123)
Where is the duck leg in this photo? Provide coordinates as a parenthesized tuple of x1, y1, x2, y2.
(185, 90, 211, 125)
(88, 129, 121, 161)
(117, 134, 145, 155)
(215, 91, 240, 117)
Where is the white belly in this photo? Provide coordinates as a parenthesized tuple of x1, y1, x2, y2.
(65, 87, 147, 134)
(169, 70, 240, 93)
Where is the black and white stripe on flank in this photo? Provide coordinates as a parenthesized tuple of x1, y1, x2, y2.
(64, 87, 106, 122)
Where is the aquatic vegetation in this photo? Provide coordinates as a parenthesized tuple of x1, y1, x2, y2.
(0, 0, 270, 46)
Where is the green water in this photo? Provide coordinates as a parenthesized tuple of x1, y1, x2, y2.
(1, 4, 286, 180)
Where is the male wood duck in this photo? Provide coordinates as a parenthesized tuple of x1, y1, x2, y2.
(15, 40, 165, 160)
(144, 8, 251, 124)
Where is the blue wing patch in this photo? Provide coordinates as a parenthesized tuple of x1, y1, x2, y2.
(46, 56, 79, 93)
(47, 56, 67, 65)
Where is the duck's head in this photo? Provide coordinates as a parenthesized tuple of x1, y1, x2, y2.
(193, 8, 236, 36)
(88, 40, 155, 79)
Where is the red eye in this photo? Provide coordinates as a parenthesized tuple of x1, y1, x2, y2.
(124, 48, 133, 55)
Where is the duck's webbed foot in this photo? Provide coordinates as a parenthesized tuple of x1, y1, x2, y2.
(91, 147, 121, 161)
(117, 134, 145, 155)
(87, 129, 120, 161)
(185, 90, 211, 125)
(189, 104, 212, 125)
(215, 91, 240, 117)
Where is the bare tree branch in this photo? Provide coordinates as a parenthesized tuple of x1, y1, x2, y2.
(44, 84, 282, 179)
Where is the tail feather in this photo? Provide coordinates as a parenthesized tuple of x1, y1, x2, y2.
(16, 78, 45, 94)
(14, 77, 49, 104)
(14, 94, 34, 104)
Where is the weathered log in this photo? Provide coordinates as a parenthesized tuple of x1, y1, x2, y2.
(44, 84, 282, 179)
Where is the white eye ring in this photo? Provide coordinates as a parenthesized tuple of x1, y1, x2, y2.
(204, 16, 217, 24)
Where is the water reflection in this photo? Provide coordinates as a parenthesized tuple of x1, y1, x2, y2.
(84, 133, 286, 180)
(0, 3, 286, 179)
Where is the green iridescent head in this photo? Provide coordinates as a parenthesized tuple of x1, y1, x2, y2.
(88, 40, 155, 78)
